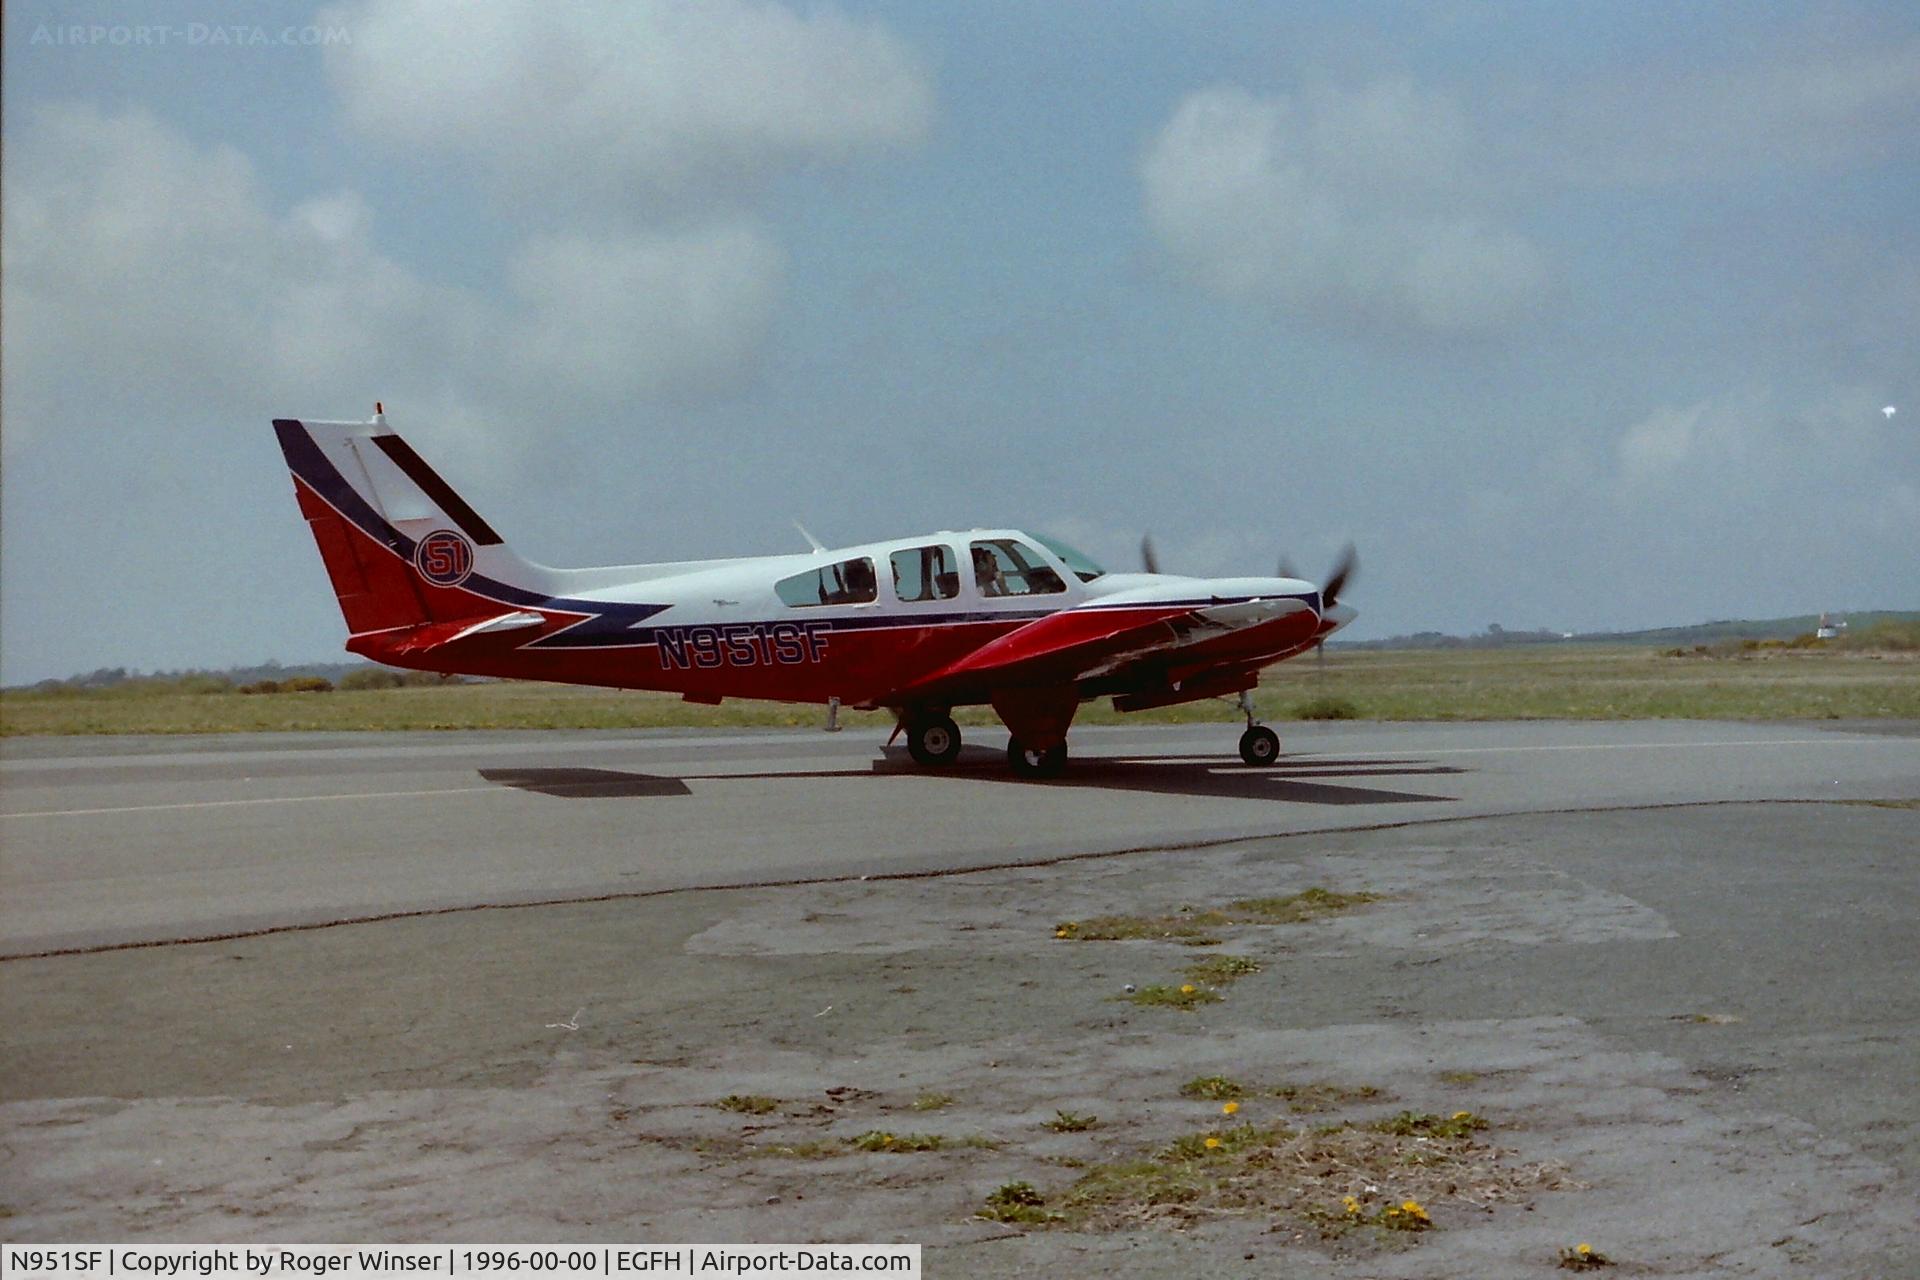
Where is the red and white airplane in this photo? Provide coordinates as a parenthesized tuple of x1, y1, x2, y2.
(274, 409, 1355, 776)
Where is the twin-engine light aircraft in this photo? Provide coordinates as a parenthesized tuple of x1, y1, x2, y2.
(274, 410, 1356, 776)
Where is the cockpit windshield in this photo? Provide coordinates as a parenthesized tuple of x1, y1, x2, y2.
(1033, 533, 1107, 583)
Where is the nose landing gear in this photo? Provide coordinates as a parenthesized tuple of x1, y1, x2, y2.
(1235, 690, 1280, 766)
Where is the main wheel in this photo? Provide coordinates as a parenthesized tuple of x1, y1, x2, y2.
(1238, 724, 1280, 766)
(1007, 736, 1068, 778)
(907, 715, 963, 766)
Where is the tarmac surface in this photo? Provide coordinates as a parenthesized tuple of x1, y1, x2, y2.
(3, 718, 1916, 956)
(2, 720, 1917, 1275)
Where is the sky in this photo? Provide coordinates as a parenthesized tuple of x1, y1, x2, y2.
(2, 0, 1916, 684)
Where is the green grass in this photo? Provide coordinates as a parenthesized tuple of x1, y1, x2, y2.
(1054, 915, 1223, 944)
(999, 1096, 1565, 1236)
(1057, 887, 1380, 946)
(1182, 955, 1262, 987)
(5, 644, 1916, 735)
(1369, 1110, 1489, 1140)
(1122, 983, 1223, 1011)
(846, 1130, 951, 1152)
(969, 1066, 1568, 1237)
(712, 1094, 780, 1115)
(1179, 1076, 1246, 1101)
(978, 1181, 1059, 1225)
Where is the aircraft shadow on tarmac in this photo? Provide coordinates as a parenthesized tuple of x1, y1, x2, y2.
(478, 767, 694, 798)
(479, 753, 1461, 806)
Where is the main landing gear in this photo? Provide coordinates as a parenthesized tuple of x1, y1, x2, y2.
(904, 712, 963, 767)
(899, 710, 1068, 776)
(1006, 737, 1068, 778)
(1235, 690, 1281, 766)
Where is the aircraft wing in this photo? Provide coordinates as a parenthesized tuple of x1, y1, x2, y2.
(886, 593, 1317, 705)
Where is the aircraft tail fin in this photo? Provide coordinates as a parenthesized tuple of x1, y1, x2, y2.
(272, 410, 542, 638)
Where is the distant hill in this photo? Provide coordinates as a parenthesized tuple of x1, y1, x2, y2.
(13, 659, 423, 693)
(1335, 610, 1920, 651)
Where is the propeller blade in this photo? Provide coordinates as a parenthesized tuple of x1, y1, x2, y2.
(1141, 535, 1161, 575)
(1322, 543, 1358, 606)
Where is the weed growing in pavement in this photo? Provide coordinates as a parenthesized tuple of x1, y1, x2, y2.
(1001, 1084, 1571, 1239)
(1369, 1110, 1488, 1140)
(978, 1181, 1059, 1225)
(1057, 887, 1380, 946)
(1182, 955, 1262, 986)
(1558, 1243, 1614, 1270)
(1180, 1075, 1245, 1100)
(1123, 983, 1223, 1011)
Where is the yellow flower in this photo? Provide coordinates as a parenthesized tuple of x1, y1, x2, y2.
(1452, 1110, 1471, 1120)
(1341, 1195, 1362, 1215)
(1576, 1244, 1592, 1255)
(1222, 1101, 1240, 1115)
(1180, 983, 1197, 994)
(1203, 1136, 1222, 1150)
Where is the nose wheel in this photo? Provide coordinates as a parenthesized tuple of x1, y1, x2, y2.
(905, 713, 963, 766)
(1234, 689, 1280, 765)
(1238, 724, 1280, 766)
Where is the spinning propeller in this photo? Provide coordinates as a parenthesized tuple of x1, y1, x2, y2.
(1318, 543, 1358, 607)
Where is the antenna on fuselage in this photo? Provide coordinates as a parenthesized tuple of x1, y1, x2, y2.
(794, 521, 826, 553)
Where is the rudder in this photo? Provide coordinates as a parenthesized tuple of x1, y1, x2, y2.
(273, 412, 513, 636)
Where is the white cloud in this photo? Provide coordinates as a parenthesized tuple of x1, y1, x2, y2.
(1549, 36, 1920, 186)
(1141, 83, 1548, 337)
(323, 0, 934, 211)
(1617, 402, 1716, 485)
(0, 102, 785, 458)
(1612, 389, 1893, 492)
(506, 225, 784, 402)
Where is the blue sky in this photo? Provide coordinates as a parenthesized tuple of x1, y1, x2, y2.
(3, 1, 1915, 683)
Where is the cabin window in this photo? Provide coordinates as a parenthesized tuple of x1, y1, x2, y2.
(969, 538, 1066, 598)
(776, 556, 878, 607)
(890, 544, 960, 603)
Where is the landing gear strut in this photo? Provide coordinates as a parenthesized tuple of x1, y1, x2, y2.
(904, 713, 963, 766)
(1235, 690, 1280, 766)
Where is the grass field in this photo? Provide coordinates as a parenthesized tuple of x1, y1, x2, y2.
(3, 645, 1915, 736)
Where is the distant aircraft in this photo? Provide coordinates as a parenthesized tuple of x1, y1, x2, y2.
(273, 410, 1355, 776)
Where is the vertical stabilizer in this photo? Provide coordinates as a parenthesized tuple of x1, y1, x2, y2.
(273, 412, 535, 636)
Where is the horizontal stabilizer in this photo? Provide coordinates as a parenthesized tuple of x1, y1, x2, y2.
(446, 611, 549, 643)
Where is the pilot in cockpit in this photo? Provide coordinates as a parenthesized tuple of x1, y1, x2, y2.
(972, 546, 1006, 597)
